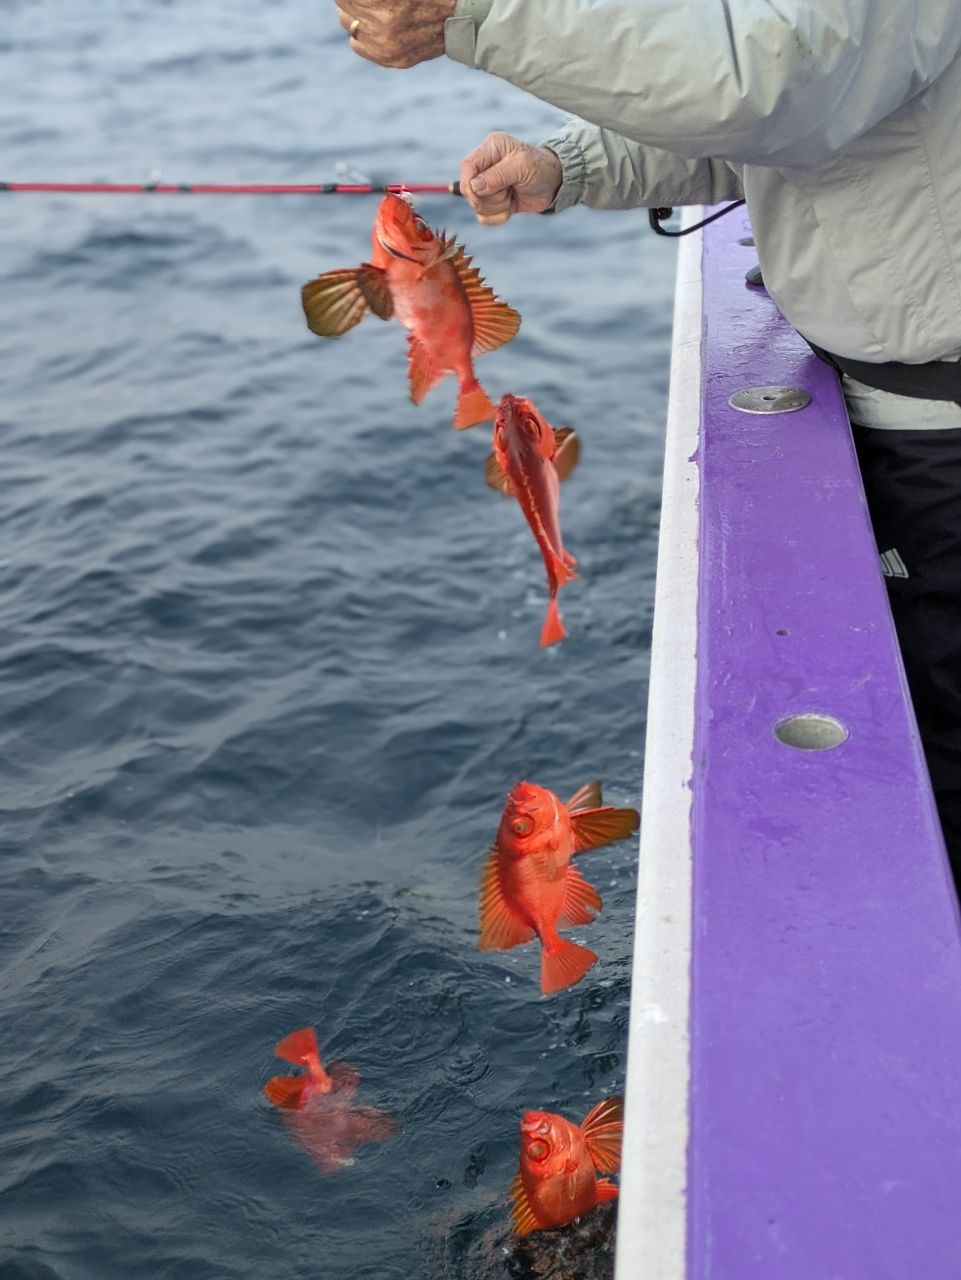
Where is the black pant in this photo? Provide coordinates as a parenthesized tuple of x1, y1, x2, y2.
(854, 424, 961, 886)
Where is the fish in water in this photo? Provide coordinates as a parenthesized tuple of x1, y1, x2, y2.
(263, 1027, 396, 1173)
(479, 780, 640, 994)
(511, 1097, 623, 1236)
(301, 192, 520, 429)
(485, 393, 580, 646)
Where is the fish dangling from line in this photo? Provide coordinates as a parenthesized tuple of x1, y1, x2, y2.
(485, 393, 581, 646)
(511, 1097, 623, 1236)
(263, 1027, 397, 1174)
(479, 779, 640, 994)
(301, 192, 520, 429)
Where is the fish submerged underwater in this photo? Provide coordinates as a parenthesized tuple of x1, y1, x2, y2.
(485, 394, 581, 646)
(479, 780, 640, 994)
(263, 1028, 397, 1174)
(301, 192, 521, 428)
(511, 1098, 624, 1237)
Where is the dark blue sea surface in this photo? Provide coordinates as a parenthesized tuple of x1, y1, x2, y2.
(0, 4, 676, 1277)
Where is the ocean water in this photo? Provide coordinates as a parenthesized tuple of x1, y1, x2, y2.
(0, 4, 677, 1278)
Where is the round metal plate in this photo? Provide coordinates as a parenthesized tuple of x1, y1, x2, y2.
(729, 385, 811, 414)
(774, 712, 849, 752)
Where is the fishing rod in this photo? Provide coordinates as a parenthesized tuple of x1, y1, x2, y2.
(0, 180, 462, 196)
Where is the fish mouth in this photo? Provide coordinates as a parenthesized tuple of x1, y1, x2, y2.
(497, 394, 528, 425)
(521, 1113, 551, 1136)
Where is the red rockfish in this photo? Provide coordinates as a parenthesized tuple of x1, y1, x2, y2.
(511, 1098, 623, 1236)
(479, 780, 640, 994)
(263, 1028, 396, 1173)
(485, 394, 581, 646)
(301, 192, 520, 429)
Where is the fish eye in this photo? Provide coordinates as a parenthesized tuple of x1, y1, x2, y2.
(511, 815, 534, 836)
(527, 1139, 549, 1161)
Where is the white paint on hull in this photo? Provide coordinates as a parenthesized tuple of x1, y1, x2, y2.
(614, 213, 702, 1280)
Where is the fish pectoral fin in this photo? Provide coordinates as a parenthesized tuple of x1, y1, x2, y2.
(570, 806, 640, 854)
(557, 866, 601, 928)
(484, 451, 515, 497)
(479, 846, 536, 952)
(565, 1161, 579, 1201)
(566, 781, 603, 813)
(348, 1106, 399, 1144)
(595, 1177, 619, 1203)
(263, 1073, 308, 1110)
(447, 241, 521, 356)
(580, 1097, 624, 1174)
(407, 333, 446, 405)
(356, 263, 393, 320)
(327, 1061, 360, 1097)
(510, 1172, 541, 1237)
(551, 428, 581, 482)
(301, 267, 372, 337)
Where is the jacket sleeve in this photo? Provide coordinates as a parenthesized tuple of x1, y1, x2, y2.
(445, 0, 961, 168)
(541, 121, 744, 212)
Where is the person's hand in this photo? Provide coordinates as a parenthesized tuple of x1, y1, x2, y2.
(460, 134, 563, 226)
(336, 0, 455, 68)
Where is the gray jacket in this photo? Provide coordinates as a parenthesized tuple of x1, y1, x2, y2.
(446, 0, 961, 366)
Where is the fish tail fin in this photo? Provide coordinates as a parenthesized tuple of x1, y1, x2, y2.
(595, 1178, 619, 1203)
(453, 381, 495, 430)
(274, 1027, 320, 1065)
(540, 596, 566, 647)
(263, 1073, 309, 1110)
(540, 938, 597, 995)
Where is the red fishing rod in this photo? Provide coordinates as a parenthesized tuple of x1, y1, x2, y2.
(0, 180, 462, 196)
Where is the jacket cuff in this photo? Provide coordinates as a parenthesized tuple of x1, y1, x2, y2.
(539, 133, 588, 212)
(445, 0, 493, 66)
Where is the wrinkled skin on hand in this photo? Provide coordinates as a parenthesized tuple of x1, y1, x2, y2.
(460, 133, 564, 226)
(336, 0, 456, 68)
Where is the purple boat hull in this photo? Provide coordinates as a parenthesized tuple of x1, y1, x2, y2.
(617, 210, 961, 1279)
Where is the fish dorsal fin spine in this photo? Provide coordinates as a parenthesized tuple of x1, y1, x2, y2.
(570, 805, 640, 854)
(566, 781, 603, 813)
(510, 1172, 541, 1237)
(301, 267, 371, 337)
(580, 1096, 624, 1174)
(479, 847, 536, 951)
(551, 428, 581, 483)
(557, 865, 601, 928)
(447, 242, 521, 356)
(484, 451, 515, 497)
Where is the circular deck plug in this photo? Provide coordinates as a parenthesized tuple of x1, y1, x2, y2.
(730, 386, 812, 414)
(774, 713, 849, 751)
